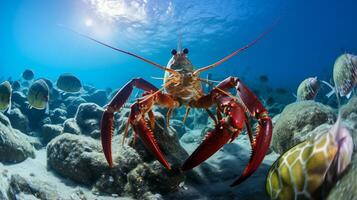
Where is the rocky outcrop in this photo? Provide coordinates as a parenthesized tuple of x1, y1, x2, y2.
(0, 113, 35, 163)
(64, 96, 86, 117)
(7, 174, 60, 200)
(126, 162, 184, 198)
(5, 108, 30, 134)
(271, 101, 336, 154)
(47, 133, 107, 185)
(41, 124, 63, 144)
(75, 103, 104, 139)
(63, 118, 81, 135)
(50, 108, 67, 124)
(47, 108, 188, 198)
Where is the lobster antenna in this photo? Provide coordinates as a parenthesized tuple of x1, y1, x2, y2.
(193, 19, 280, 75)
(59, 24, 179, 75)
(177, 33, 182, 52)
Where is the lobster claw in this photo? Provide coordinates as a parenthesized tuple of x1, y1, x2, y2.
(182, 97, 246, 171)
(231, 80, 273, 186)
(181, 126, 233, 171)
(230, 117, 272, 186)
(181, 79, 272, 187)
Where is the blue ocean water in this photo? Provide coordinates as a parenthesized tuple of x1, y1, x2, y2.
(1, 0, 357, 91)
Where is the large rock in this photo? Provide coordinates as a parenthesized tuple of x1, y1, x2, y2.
(47, 120, 187, 197)
(0, 113, 35, 163)
(50, 108, 67, 124)
(7, 174, 60, 200)
(92, 136, 143, 195)
(47, 133, 107, 185)
(41, 124, 63, 144)
(125, 162, 184, 198)
(75, 103, 104, 139)
(5, 108, 30, 134)
(47, 133, 142, 195)
(272, 101, 336, 154)
(64, 96, 86, 117)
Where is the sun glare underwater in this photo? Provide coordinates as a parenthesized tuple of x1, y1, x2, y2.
(0, 0, 357, 200)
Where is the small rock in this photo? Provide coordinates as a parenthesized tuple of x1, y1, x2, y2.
(41, 124, 63, 144)
(125, 162, 185, 198)
(75, 103, 104, 139)
(5, 108, 30, 134)
(64, 96, 87, 117)
(50, 108, 67, 124)
(8, 174, 60, 200)
(63, 118, 81, 135)
(47, 133, 108, 185)
(170, 119, 187, 138)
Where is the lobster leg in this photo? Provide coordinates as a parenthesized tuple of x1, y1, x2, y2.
(129, 91, 179, 170)
(101, 78, 158, 167)
(182, 77, 272, 187)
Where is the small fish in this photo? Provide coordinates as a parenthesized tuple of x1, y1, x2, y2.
(266, 114, 353, 200)
(295, 77, 333, 101)
(259, 75, 269, 83)
(275, 88, 288, 95)
(11, 80, 21, 91)
(327, 53, 357, 98)
(56, 73, 82, 93)
(28, 79, 50, 113)
(0, 81, 12, 113)
(22, 69, 34, 81)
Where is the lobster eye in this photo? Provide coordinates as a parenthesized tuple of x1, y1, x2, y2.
(183, 48, 189, 54)
(171, 49, 177, 55)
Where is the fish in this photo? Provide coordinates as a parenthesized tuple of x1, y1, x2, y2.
(294, 77, 334, 101)
(0, 81, 12, 113)
(56, 73, 82, 93)
(28, 79, 50, 113)
(259, 74, 269, 83)
(266, 113, 353, 200)
(275, 88, 289, 95)
(22, 69, 34, 80)
(327, 53, 357, 98)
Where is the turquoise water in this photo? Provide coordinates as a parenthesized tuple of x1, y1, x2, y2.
(1, 0, 357, 90)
